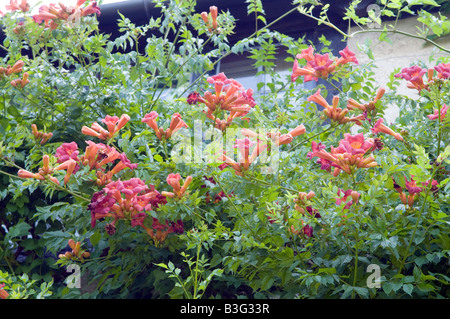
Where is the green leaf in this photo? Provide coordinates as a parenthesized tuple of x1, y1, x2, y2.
(90, 231, 101, 246)
(7, 106, 21, 117)
(402, 283, 414, 296)
(6, 221, 31, 240)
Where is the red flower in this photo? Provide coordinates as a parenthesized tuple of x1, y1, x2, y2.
(302, 225, 314, 238)
(81, 1, 100, 16)
(292, 46, 357, 83)
(335, 189, 359, 210)
(307, 89, 365, 125)
(187, 91, 200, 105)
(427, 104, 448, 122)
(0, 283, 9, 299)
(142, 112, 188, 140)
(200, 6, 219, 32)
(163, 174, 193, 199)
(371, 118, 403, 141)
(109, 153, 138, 175)
(6, 0, 30, 12)
(55, 142, 79, 162)
(82, 114, 130, 141)
(394, 65, 434, 92)
(55, 142, 80, 174)
(336, 46, 359, 66)
(434, 62, 450, 79)
(309, 133, 377, 176)
(167, 113, 189, 138)
(88, 191, 116, 228)
(196, 73, 256, 130)
(404, 176, 422, 194)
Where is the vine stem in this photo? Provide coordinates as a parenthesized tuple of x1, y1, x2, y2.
(349, 29, 450, 54)
(297, 5, 450, 54)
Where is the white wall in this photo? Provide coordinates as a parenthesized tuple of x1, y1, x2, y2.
(347, 15, 450, 123)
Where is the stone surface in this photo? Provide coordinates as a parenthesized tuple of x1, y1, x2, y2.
(347, 15, 450, 123)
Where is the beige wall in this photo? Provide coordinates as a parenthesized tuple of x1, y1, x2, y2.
(347, 16, 450, 123)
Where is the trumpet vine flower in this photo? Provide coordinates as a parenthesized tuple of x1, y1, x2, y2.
(427, 104, 448, 122)
(292, 45, 358, 82)
(162, 174, 193, 199)
(82, 114, 130, 141)
(142, 112, 188, 140)
(307, 89, 365, 125)
(371, 118, 403, 141)
(308, 133, 378, 176)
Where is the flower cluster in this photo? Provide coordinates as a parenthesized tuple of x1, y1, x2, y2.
(195, 73, 256, 131)
(293, 191, 320, 217)
(88, 177, 182, 245)
(219, 138, 263, 176)
(4, 0, 30, 13)
(308, 133, 378, 176)
(161, 173, 193, 199)
(32, 0, 101, 29)
(18, 154, 60, 184)
(393, 176, 439, 207)
(308, 89, 365, 125)
(58, 239, 90, 261)
(142, 112, 188, 140)
(82, 114, 130, 142)
(347, 87, 385, 114)
(292, 45, 358, 83)
(31, 124, 53, 145)
(90, 178, 151, 229)
(394, 65, 434, 92)
(19, 115, 138, 187)
(219, 125, 306, 176)
(0, 60, 29, 88)
(146, 218, 184, 246)
(200, 6, 218, 33)
(394, 62, 450, 93)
